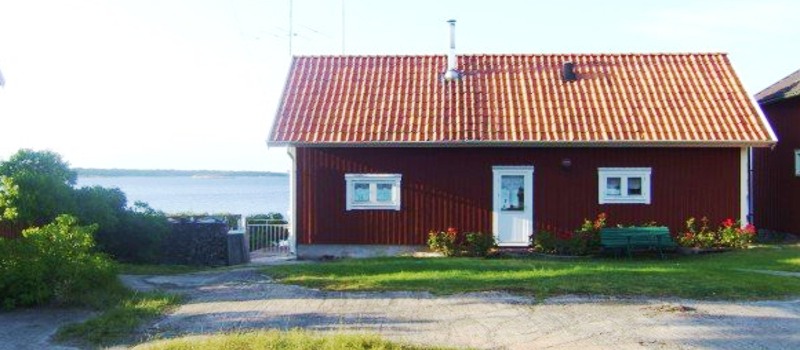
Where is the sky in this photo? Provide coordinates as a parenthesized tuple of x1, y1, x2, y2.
(0, 0, 798, 172)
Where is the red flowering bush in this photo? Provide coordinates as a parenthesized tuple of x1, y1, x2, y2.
(677, 217, 756, 249)
(532, 213, 607, 256)
(677, 217, 716, 248)
(719, 220, 756, 249)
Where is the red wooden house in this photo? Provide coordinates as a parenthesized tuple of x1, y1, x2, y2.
(268, 53, 775, 258)
(753, 69, 800, 236)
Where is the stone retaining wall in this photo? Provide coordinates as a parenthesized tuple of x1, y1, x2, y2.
(161, 222, 249, 266)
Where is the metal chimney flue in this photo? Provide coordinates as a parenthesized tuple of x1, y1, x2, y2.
(443, 19, 461, 81)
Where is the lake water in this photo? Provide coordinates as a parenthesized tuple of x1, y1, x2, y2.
(77, 176, 290, 216)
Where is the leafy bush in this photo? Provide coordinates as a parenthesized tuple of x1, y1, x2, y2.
(427, 228, 496, 257)
(0, 149, 77, 232)
(74, 186, 126, 236)
(0, 215, 117, 309)
(104, 202, 169, 263)
(74, 187, 169, 264)
(464, 231, 496, 257)
(247, 212, 288, 225)
(427, 227, 459, 256)
(677, 217, 756, 249)
(532, 229, 557, 253)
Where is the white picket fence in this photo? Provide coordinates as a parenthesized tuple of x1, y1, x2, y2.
(246, 220, 291, 255)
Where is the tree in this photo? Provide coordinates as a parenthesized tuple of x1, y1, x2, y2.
(0, 149, 77, 230)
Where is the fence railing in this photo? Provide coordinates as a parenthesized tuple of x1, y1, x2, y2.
(247, 220, 290, 254)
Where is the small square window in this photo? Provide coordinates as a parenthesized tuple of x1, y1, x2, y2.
(376, 183, 393, 202)
(795, 150, 800, 177)
(628, 177, 642, 195)
(606, 177, 622, 196)
(598, 168, 651, 204)
(353, 183, 370, 202)
(345, 174, 402, 211)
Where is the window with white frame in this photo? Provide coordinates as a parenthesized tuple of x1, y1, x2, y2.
(598, 168, 651, 204)
(345, 174, 402, 210)
(795, 150, 800, 176)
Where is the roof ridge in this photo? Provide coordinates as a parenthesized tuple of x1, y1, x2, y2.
(292, 52, 729, 59)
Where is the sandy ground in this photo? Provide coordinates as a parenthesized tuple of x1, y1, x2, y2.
(118, 268, 800, 350)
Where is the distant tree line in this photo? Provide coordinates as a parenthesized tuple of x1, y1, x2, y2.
(75, 168, 288, 177)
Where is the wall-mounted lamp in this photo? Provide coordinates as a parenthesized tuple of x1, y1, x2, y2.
(561, 158, 572, 169)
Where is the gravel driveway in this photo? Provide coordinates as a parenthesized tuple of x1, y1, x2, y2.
(121, 267, 800, 349)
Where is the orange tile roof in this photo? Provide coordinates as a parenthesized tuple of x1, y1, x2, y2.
(268, 54, 775, 146)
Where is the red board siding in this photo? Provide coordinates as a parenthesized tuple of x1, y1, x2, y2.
(296, 147, 741, 245)
(754, 97, 800, 234)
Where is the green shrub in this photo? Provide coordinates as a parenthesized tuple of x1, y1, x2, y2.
(532, 230, 557, 253)
(427, 228, 459, 256)
(247, 212, 288, 225)
(74, 186, 126, 234)
(107, 202, 169, 263)
(464, 231, 496, 257)
(0, 150, 77, 231)
(0, 215, 117, 309)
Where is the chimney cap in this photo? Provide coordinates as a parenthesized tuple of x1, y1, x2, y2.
(444, 19, 460, 81)
(562, 61, 577, 82)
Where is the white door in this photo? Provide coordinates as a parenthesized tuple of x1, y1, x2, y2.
(492, 166, 534, 246)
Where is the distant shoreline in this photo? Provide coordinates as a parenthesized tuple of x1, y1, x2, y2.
(75, 168, 288, 178)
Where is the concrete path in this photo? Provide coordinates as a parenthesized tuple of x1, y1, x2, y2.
(123, 267, 800, 350)
(0, 307, 94, 350)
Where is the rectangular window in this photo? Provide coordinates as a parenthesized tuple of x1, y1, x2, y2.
(345, 174, 401, 211)
(500, 175, 525, 211)
(795, 150, 800, 176)
(598, 168, 651, 204)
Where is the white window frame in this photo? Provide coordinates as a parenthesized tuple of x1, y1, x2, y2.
(795, 149, 800, 177)
(598, 167, 651, 204)
(345, 174, 402, 211)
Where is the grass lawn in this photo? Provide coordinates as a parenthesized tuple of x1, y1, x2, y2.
(266, 245, 800, 300)
(131, 329, 450, 350)
(55, 287, 182, 347)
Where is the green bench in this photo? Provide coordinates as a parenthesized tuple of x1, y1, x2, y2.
(600, 226, 678, 259)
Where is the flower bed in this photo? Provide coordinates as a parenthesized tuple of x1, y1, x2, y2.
(532, 213, 606, 256)
(675, 217, 756, 250)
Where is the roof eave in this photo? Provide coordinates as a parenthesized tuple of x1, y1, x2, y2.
(267, 140, 777, 148)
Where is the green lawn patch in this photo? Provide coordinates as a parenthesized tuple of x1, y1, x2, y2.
(131, 329, 450, 350)
(266, 245, 800, 300)
(55, 289, 182, 347)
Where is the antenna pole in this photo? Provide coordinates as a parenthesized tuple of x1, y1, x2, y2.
(288, 0, 293, 57)
(341, 0, 346, 54)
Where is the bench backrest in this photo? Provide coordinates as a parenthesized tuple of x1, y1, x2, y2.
(600, 227, 676, 247)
